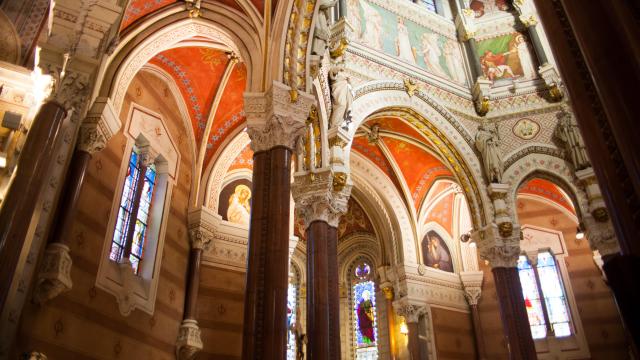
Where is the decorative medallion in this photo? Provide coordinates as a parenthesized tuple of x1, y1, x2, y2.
(512, 118, 540, 140)
(417, 264, 426, 275)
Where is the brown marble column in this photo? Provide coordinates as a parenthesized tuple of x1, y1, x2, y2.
(475, 225, 536, 360)
(176, 208, 216, 360)
(241, 82, 314, 359)
(533, 0, 640, 351)
(492, 267, 536, 359)
(0, 101, 67, 312)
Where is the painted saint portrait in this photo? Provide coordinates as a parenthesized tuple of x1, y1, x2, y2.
(421, 230, 454, 272)
(218, 179, 252, 225)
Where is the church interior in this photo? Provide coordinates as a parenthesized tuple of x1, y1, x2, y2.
(0, 0, 639, 359)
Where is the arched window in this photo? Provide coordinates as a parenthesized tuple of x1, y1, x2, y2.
(517, 250, 572, 339)
(352, 262, 378, 359)
(109, 148, 157, 274)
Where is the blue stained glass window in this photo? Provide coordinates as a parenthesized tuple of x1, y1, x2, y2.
(537, 252, 571, 337)
(517, 255, 547, 339)
(353, 281, 378, 348)
(110, 149, 156, 275)
(286, 285, 297, 360)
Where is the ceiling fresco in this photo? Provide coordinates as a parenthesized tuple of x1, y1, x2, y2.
(518, 178, 575, 214)
(382, 137, 452, 211)
(148, 46, 247, 169)
(424, 192, 455, 236)
(228, 143, 254, 172)
(366, 116, 426, 144)
(338, 198, 375, 239)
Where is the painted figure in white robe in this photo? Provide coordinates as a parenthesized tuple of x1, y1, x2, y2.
(227, 184, 251, 225)
(420, 33, 447, 77)
(396, 18, 416, 65)
(360, 0, 383, 50)
(443, 39, 467, 84)
(514, 34, 536, 79)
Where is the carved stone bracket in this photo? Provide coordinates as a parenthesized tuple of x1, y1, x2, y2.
(78, 97, 121, 154)
(488, 183, 511, 227)
(32, 243, 73, 305)
(245, 81, 315, 153)
(583, 215, 620, 256)
(576, 167, 607, 219)
(175, 319, 203, 360)
(459, 271, 484, 306)
(472, 78, 492, 117)
(292, 169, 352, 228)
(472, 224, 521, 268)
(188, 207, 218, 251)
(393, 297, 428, 324)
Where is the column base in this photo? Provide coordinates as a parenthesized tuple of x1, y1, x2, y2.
(176, 319, 203, 360)
(603, 254, 640, 354)
(33, 243, 73, 305)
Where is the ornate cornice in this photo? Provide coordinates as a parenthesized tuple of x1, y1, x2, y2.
(245, 81, 315, 152)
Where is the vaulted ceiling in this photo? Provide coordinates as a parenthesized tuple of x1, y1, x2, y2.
(148, 46, 247, 169)
(517, 178, 575, 215)
(353, 116, 453, 214)
(120, 0, 276, 31)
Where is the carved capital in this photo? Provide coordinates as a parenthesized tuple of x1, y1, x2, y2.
(78, 97, 120, 154)
(176, 319, 203, 360)
(188, 207, 218, 251)
(472, 224, 521, 268)
(245, 81, 315, 152)
(48, 69, 90, 115)
(33, 243, 73, 305)
(460, 271, 484, 306)
(292, 169, 351, 228)
(584, 216, 620, 256)
(393, 298, 427, 323)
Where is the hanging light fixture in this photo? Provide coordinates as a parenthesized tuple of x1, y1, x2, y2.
(576, 223, 585, 240)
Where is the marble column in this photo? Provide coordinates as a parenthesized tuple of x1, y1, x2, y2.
(394, 299, 427, 360)
(380, 283, 398, 360)
(32, 98, 120, 304)
(460, 271, 487, 360)
(0, 101, 67, 312)
(241, 82, 314, 360)
(176, 208, 216, 360)
(474, 224, 536, 360)
(292, 169, 350, 360)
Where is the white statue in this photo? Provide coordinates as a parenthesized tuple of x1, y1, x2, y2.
(555, 105, 590, 170)
(475, 121, 503, 183)
(329, 65, 353, 128)
(312, 0, 338, 56)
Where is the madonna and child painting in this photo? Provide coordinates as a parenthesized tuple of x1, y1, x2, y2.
(218, 179, 252, 226)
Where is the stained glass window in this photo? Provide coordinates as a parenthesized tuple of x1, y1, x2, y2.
(517, 251, 572, 339)
(517, 255, 547, 339)
(287, 284, 297, 360)
(353, 262, 378, 359)
(110, 149, 156, 274)
(418, 0, 437, 13)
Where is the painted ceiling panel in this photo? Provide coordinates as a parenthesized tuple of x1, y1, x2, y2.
(121, 0, 176, 30)
(149, 47, 229, 144)
(425, 192, 454, 236)
(367, 116, 425, 143)
(383, 137, 452, 211)
(204, 62, 248, 167)
(518, 178, 575, 214)
(228, 143, 254, 171)
(351, 136, 405, 196)
(338, 198, 375, 239)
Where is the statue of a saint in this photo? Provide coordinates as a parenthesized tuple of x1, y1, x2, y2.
(328, 65, 353, 129)
(555, 106, 590, 170)
(475, 121, 503, 183)
(311, 0, 338, 56)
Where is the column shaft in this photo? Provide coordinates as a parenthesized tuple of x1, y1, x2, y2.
(242, 146, 293, 359)
(0, 101, 67, 312)
(525, 26, 548, 65)
(603, 254, 640, 355)
(385, 297, 398, 360)
(306, 220, 340, 359)
(407, 322, 422, 360)
(183, 248, 203, 320)
(470, 304, 487, 360)
(47, 150, 91, 247)
(491, 267, 536, 359)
